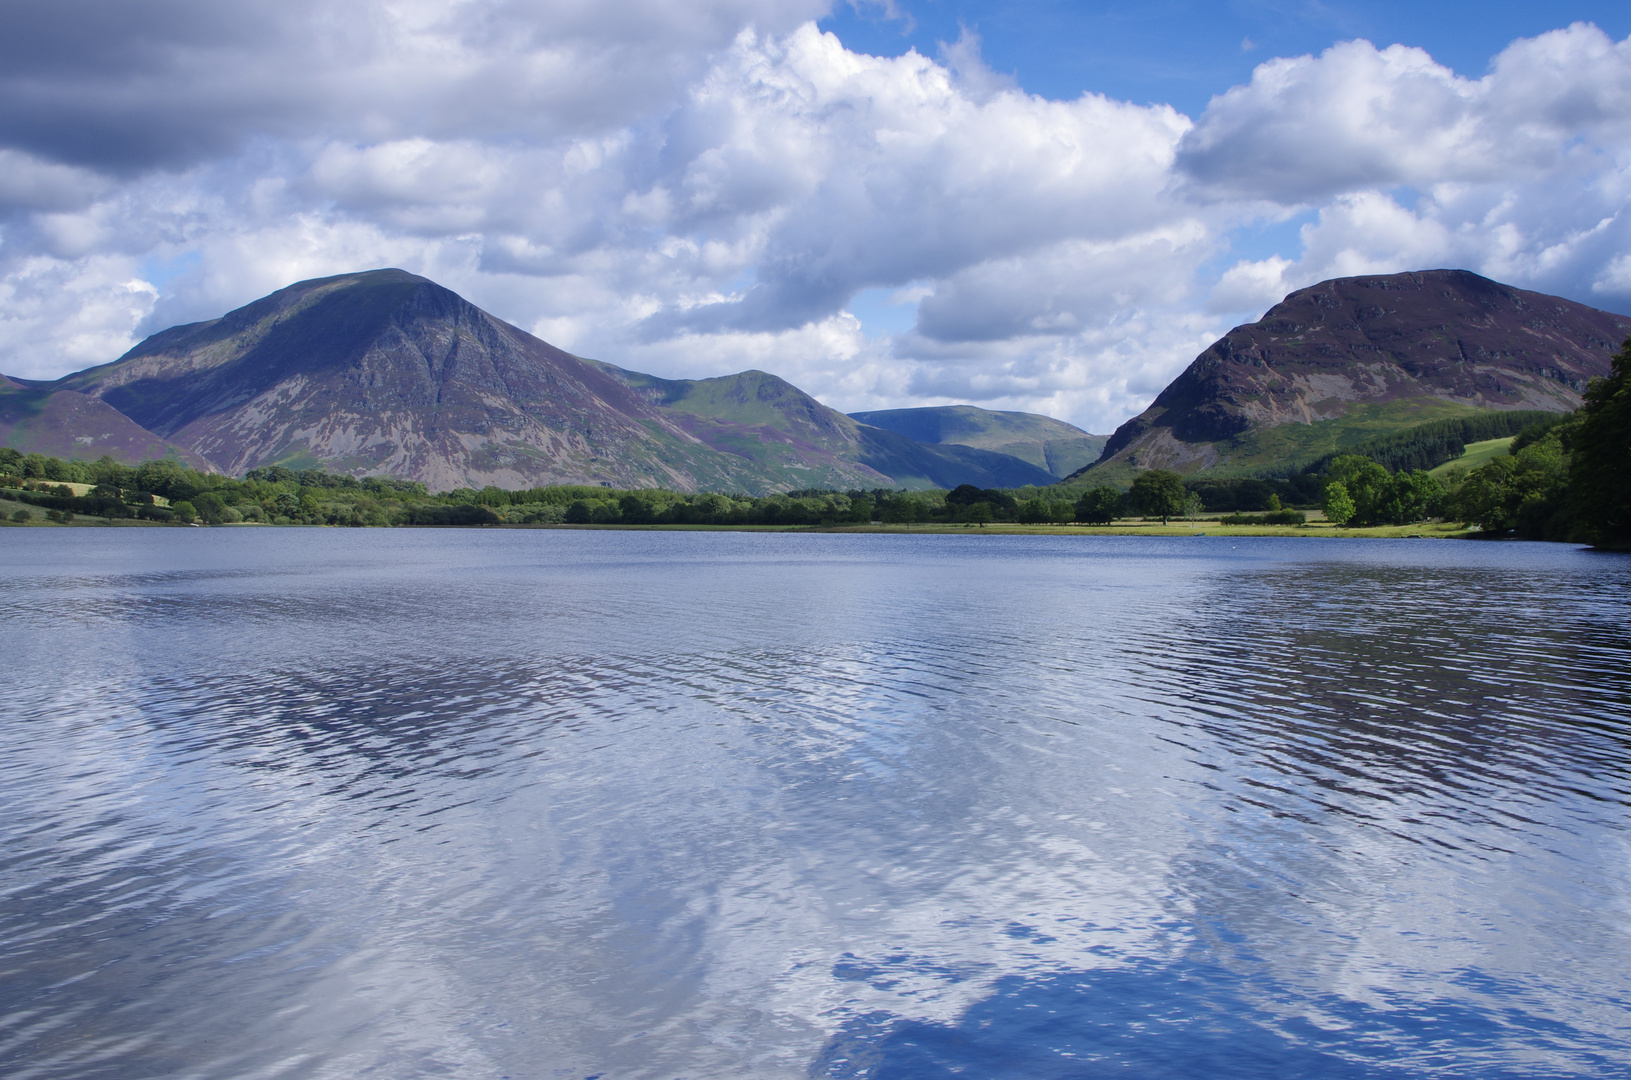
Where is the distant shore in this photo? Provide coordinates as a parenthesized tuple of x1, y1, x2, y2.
(1, 517, 1481, 539)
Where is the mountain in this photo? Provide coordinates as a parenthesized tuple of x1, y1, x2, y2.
(1078, 270, 1631, 483)
(847, 405, 1106, 478)
(599, 365, 1057, 490)
(5, 269, 1054, 492)
(1, 376, 212, 468)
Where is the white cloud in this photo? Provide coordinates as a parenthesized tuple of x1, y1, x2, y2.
(0, 256, 158, 378)
(1, 7, 1630, 434)
(1178, 24, 1631, 204)
(1193, 23, 1631, 343)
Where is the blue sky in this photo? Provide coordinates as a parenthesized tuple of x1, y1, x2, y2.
(823, 1, 1631, 112)
(1, 0, 1629, 432)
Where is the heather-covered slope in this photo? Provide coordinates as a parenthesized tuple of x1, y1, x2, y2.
(47, 270, 725, 491)
(11, 269, 1054, 492)
(1080, 270, 1631, 481)
(1, 377, 212, 468)
(849, 405, 1106, 478)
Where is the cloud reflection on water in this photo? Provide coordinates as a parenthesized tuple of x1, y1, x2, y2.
(1, 531, 1628, 1078)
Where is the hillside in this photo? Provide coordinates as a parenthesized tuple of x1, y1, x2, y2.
(1, 377, 212, 468)
(598, 366, 1055, 489)
(5, 270, 1054, 492)
(1076, 270, 1631, 484)
(847, 405, 1105, 478)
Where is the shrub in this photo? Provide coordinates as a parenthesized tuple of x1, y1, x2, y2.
(1219, 510, 1307, 526)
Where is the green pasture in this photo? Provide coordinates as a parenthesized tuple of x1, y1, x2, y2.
(1429, 437, 1514, 477)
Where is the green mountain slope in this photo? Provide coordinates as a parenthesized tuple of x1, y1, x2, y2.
(599, 365, 1058, 489)
(848, 405, 1106, 478)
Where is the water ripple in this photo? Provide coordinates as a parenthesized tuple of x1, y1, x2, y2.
(1, 531, 1628, 1078)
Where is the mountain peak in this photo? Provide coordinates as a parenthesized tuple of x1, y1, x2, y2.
(8, 271, 1060, 492)
(1080, 269, 1631, 480)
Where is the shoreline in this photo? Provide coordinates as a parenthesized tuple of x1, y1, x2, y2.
(0, 517, 1482, 539)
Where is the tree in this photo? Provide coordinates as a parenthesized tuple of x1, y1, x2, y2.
(1323, 455, 1390, 525)
(966, 501, 994, 526)
(1322, 482, 1356, 526)
(1016, 498, 1050, 524)
(1453, 426, 1572, 537)
(1127, 469, 1186, 524)
(193, 491, 227, 523)
(1374, 470, 1443, 525)
(1075, 485, 1122, 524)
(1570, 337, 1631, 546)
(170, 500, 198, 522)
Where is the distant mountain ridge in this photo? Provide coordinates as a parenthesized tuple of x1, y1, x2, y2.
(848, 405, 1106, 479)
(2, 269, 1061, 493)
(1078, 270, 1631, 482)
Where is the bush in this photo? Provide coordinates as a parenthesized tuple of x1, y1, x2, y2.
(1219, 510, 1307, 526)
(9, 508, 31, 522)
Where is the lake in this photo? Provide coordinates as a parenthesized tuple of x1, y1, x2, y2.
(3, 529, 1629, 1079)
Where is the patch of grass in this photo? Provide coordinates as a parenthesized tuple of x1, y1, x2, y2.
(1429, 437, 1514, 477)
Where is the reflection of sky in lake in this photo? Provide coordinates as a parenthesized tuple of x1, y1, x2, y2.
(2, 530, 1628, 1078)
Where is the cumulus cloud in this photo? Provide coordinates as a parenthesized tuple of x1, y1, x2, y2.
(637, 26, 1194, 337)
(1, 5, 1629, 434)
(1178, 23, 1631, 205)
(1197, 23, 1631, 333)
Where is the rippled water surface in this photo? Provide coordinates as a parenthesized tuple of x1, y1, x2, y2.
(4, 529, 1631, 1079)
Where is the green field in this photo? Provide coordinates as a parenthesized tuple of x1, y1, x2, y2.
(1429, 437, 1514, 477)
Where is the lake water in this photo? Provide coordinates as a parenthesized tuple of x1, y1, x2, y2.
(3, 529, 1630, 1079)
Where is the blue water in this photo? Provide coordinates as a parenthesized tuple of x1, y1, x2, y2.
(2, 529, 1629, 1079)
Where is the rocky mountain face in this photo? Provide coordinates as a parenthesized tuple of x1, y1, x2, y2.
(848, 405, 1106, 479)
(4, 269, 1056, 492)
(1083, 270, 1631, 479)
